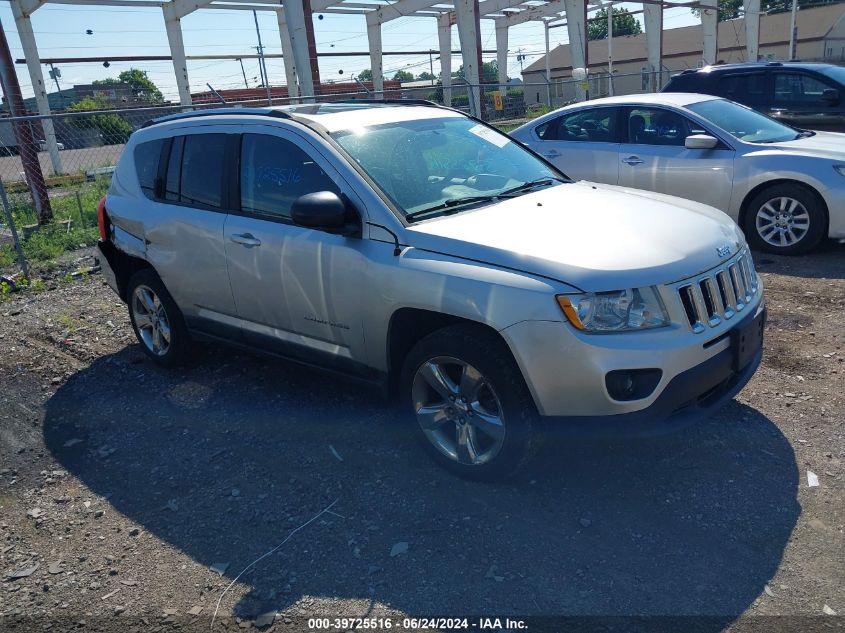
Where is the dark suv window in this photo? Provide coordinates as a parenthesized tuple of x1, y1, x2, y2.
(717, 72, 768, 106)
(774, 72, 835, 105)
(239, 134, 339, 221)
(134, 139, 165, 200)
(163, 134, 227, 210)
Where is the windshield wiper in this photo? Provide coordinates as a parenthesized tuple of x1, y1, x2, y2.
(405, 195, 500, 222)
(794, 130, 815, 139)
(405, 178, 565, 222)
(496, 177, 563, 198)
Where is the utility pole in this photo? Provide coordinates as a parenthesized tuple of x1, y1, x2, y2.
(0, 17, 51, 224)
(788, 0, 798, 60)
(237, 58, 249, 88)
(429, 50, 435, 85)
(516, 48, 526, 73)
(48, 63, 64, 108)
(253, 10, 272, 104)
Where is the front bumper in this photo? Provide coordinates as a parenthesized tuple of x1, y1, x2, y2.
(500, 297, 765, 436)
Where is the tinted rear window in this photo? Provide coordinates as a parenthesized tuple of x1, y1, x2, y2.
(134, 139, 164, 200)
(717, 73, 768, 104)
(161, 134, 227, 210)
(180, 134, 227, 209)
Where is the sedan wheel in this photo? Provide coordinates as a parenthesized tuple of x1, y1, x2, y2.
(131, 285, 172, 356)
(411, 356, 506, 466)
(755, 196, 810, 249)
(744, 184, 826, 255)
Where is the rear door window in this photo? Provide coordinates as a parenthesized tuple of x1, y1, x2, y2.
(179, 134, 227, 209)
(134, 139, 165, 200)
(544, 108, 619, 143)
(161, 134, 228, 209)
(716, 72, 768, 106)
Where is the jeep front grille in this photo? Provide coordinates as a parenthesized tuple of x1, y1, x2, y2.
(677, 251, 758, 333)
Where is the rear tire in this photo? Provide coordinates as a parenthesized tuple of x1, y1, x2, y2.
(743, 184, 826, 255)
(126, 269, 189, 367)
(400, 324, 540, 481)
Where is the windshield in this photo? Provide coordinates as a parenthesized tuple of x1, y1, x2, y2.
(331, 116, 562, 219)
(687, 98, 798, 143)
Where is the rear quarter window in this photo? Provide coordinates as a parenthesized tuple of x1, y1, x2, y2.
(133, 139, 165, 200)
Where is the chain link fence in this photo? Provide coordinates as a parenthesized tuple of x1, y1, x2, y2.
(0, 68, 675, 278)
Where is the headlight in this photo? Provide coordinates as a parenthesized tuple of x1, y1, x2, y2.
(557, 287, 670, 332)
(835, 165, 845, 177)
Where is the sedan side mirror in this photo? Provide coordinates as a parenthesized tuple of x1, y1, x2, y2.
(685, 134, 719, 150)
(822, 88, 841, 104)
(291, 191, 360, 236)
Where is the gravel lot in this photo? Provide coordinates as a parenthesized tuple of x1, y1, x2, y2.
(0, 244, 843, 632)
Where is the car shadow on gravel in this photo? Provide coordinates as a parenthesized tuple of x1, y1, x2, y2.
(753, 240, 845, 280)
(43, 344, 801, 628)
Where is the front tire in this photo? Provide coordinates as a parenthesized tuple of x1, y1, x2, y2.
(126, 269, 189, 367)
(400, 324, 540, 481)
(743, 184, 827, 255)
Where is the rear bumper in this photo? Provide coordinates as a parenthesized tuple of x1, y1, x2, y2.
(96, 240, 121, 299)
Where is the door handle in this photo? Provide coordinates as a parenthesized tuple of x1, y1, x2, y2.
(621, 155, 644, 165)
(544, 149, 561, 158)
(230, 233, 261, 247)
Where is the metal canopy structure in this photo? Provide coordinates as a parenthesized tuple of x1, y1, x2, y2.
(3, 0, 759, 173)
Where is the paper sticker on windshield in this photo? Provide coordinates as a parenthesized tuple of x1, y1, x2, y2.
(469, 124, 510, 148)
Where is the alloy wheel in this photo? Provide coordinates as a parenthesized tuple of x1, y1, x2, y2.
(411, 356, 506, 466)
(755, 196, 811, 248)
(131, 285, 172, 356)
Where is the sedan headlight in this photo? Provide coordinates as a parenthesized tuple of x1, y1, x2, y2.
(835, 165, 845, 177)
(557, 287, 670, 332)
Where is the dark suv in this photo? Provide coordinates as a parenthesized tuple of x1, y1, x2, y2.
(663, 62, 845, 132)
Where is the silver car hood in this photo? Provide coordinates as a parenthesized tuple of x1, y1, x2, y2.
(763, 131, 845, 160)
(406, 181, 745, 292)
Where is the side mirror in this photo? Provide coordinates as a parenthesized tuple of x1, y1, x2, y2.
(685, 134, 719, 150)
(822, 88, 841, 104)
(291, 191, 359, 236)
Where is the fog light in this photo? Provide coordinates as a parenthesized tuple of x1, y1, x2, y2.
(605, 369, 662, 401)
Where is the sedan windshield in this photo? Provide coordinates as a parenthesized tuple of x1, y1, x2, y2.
(687, 98, 798, 143)
(331, 116, 563, 220)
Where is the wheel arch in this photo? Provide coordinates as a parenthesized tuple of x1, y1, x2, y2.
(109, 247, 153, 302)
(385, 308, 515, 397)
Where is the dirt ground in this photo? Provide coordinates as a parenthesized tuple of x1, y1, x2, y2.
(0, 243, 843, 633)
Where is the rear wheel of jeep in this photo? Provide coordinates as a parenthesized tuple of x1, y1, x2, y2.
(400, 324, 540, 481)
(126, 269, 189, 367)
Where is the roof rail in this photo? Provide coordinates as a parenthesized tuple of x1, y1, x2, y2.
(141, 107, 292, 128)
(319, 98, 441, 107)
(767, 61, 783, 66)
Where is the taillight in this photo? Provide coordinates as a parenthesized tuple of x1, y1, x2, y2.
(97, 196, 108, 241)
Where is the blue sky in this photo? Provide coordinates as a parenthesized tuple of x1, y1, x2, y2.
(0, 2, 699, 101)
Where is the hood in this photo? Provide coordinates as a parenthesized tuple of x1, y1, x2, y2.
(762, 131, 845, 161)
(406, 181, 746, 291)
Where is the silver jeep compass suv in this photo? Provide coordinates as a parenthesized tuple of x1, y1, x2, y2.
(97, 101, 765, 479)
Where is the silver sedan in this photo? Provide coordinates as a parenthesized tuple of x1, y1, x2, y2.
(511, 93, 845, 255)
